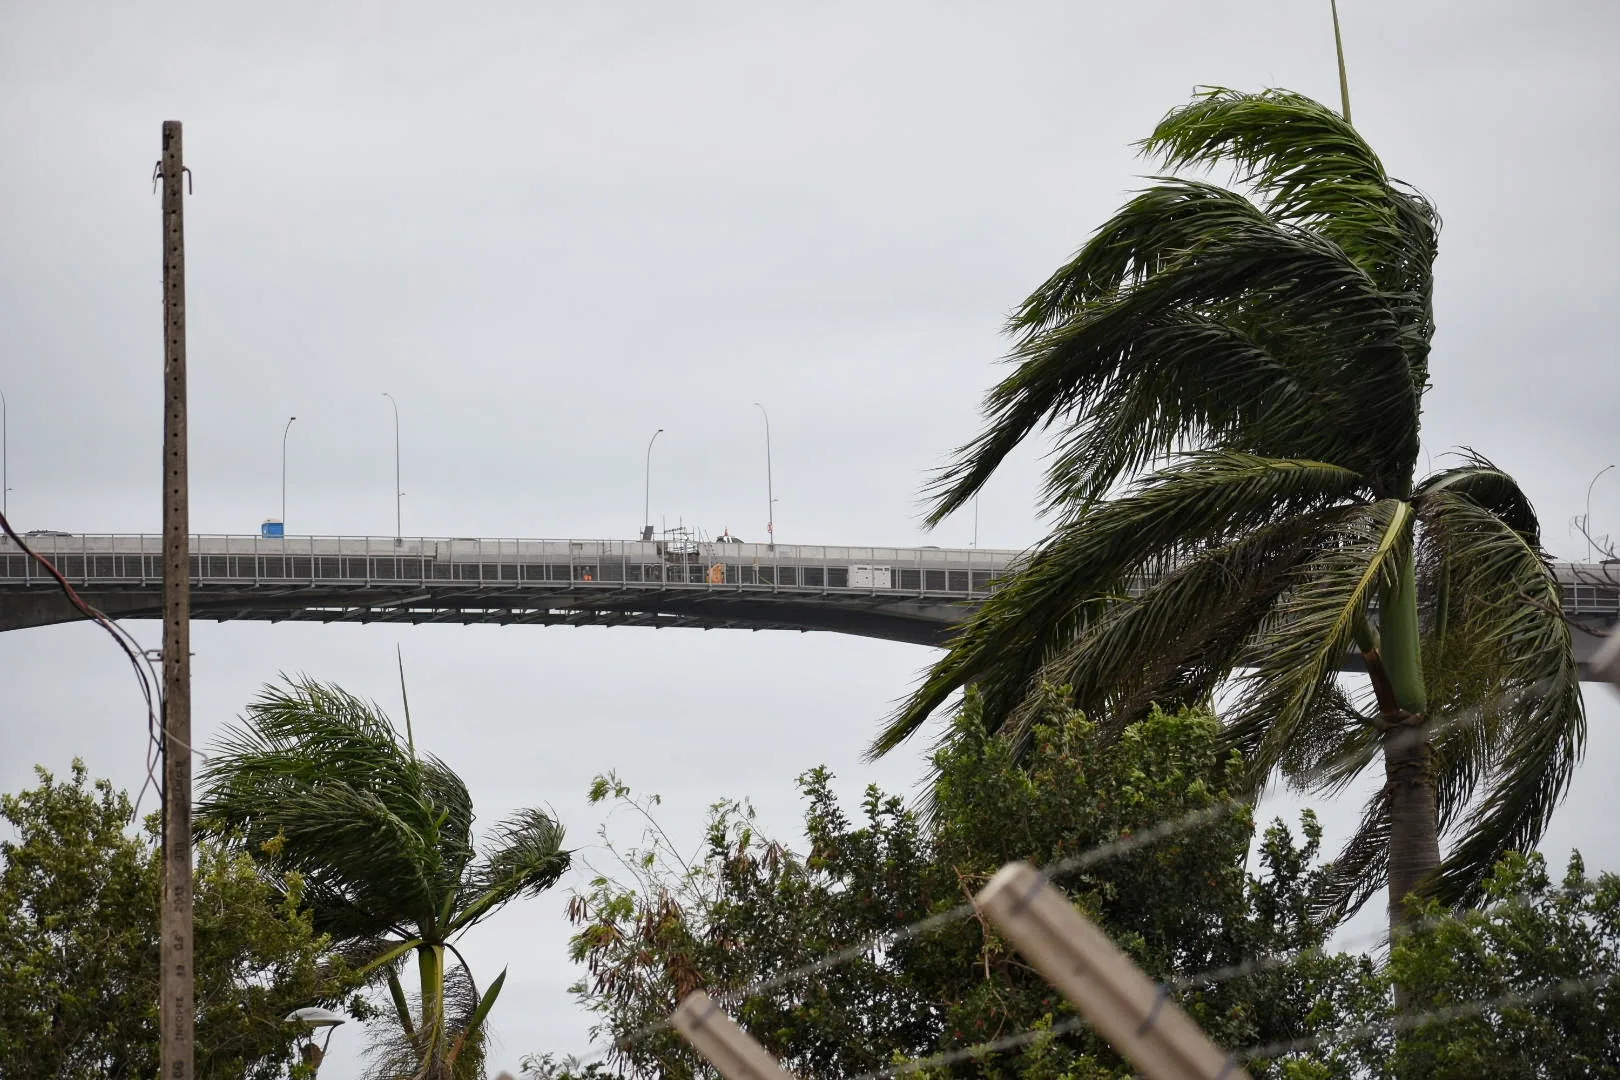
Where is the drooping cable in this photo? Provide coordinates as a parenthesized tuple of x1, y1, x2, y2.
(0, 515, 166, 811)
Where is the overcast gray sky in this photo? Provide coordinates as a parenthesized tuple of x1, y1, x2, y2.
(2, 1, 1617, 1075)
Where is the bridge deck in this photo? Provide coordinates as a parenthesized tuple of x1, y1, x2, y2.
(1, 535, 1614, 660)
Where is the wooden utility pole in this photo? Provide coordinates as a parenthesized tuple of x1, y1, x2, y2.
(159, 119, 195, 1080)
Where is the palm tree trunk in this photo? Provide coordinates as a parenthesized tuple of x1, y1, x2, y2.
(1382, 722, 1439, 995)
(418, 943, 446, 1067)
(1378, 551, 1440, 1012)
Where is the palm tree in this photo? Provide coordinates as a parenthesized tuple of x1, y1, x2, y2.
(197, 677, 570, 1079)
(873, 89, 1584, 956)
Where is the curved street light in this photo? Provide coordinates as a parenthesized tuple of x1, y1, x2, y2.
(383, 392, 402, 543)
(644, 428, 664, 541)
(280, 416, 297, 531)
(1, 387, 9, 520)
(753, 403, 775, 549)
(1585, 464, 1615, 561)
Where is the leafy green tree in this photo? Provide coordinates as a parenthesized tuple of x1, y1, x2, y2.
(874, 88, 1584, 954)
(0, 761, 368, 1079)
(1382, 851, 1620, 1078)
(534, 699, 1389, 1079)
(196, 677, 572, 1080)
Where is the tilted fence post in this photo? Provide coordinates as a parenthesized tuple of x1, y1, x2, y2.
(975, 861, 1250, 1080)
(671, 990, 802, 1080)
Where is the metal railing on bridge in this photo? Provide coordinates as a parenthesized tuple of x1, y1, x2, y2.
(0, 534, 1021, 600)
(1, 534, 1615, 618)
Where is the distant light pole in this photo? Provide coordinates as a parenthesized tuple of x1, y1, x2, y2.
(1586, 464, 1615, 560)
(643, 428, 664, 541)
(753, 402, 775, 549)
(280, 416, 296, 531)
(382, 393, 402, 543)
(1, 387, 8, 520)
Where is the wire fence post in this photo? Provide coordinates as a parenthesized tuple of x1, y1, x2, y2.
(975, 861, 1249, 1080)
(671, 990, 802, 1080)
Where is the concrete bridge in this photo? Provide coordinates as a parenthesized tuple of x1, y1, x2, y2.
(1, 533, 1614, 673)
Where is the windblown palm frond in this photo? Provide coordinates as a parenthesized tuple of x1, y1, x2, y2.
(1414, 452, 1540, 539)
(1312, 786, 1394, 925)
(926, 185, 1416, 522)
(1413, 490, 1585, 905)
(874, 453, 1366, 757)
(197, 679, 449, 936)
(454, 809, 570, 934)
(1224, 499, 1414, 784)
(199, 676, 571, 1079)
(1140, 86, 1440, 355)
(1011, 510, 1334, 744)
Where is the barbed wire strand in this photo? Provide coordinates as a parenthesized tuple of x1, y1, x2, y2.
(846, 1015, 1092, 1080)
(564, 798, 1250, 1068)
(1236, 969, 1620, 1064)
(843, 969, 1620, 1080)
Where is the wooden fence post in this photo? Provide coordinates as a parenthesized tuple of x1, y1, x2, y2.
(976, 862, 1249, 1080)
(670, 990, 801, 1080)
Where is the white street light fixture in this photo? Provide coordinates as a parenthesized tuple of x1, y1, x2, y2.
(285, 1006, 346, 1074)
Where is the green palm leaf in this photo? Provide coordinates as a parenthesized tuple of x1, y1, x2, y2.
(1225, 499, 1413, 784)
(452, 809, 571, 934)
(926, 188, 1414, 522)
(1007, 509, 1339, 747)
(1414, 490, 1585, 905)
(1140, 86, 1439, 321)
(874, 454, 1365, 757)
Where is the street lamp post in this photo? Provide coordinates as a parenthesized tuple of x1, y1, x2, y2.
(1585, 464, 1614, 561)
(280, 416, 296, 531)
(643, 428, 664, 541)
(753, 402, 775, 549)
(382, 393, 402, 543)
(1, 387, 8, 520)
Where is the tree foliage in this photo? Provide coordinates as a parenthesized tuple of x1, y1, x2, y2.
(531, 700, 1389, 1079)
(1383, 851, 1620, 1078)
(0, 761, 369, 1079)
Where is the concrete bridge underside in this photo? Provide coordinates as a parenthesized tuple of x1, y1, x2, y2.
(3, 582, 1612, 677)
(0, 583, 976, 647)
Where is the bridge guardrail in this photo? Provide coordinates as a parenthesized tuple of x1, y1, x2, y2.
(0, 534, 1025, 601)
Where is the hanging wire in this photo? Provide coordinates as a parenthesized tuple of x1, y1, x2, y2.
(0, 515, 167, 810)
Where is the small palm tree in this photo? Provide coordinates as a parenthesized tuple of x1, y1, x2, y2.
(197, 677, 570, 1079)
(873, 89, 1584, 960)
